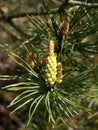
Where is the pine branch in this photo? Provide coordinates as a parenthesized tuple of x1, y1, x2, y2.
(69, 0, 98, 7)
(0, 10, 57, 21)
(0, 1, 97, 21)
(0, 8, 28, 39)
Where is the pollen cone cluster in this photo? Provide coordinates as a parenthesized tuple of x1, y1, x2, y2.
(45, 40, 57, 86)
(56, 62, 63, 83)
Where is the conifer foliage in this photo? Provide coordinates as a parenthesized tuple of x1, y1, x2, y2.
(0, 0, 98, 129)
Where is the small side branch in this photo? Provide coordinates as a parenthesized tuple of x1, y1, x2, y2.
(69, 0, 98, 8)
(0, 10, 57, 21)
(0, 0, 98, 40)
(0, 1, 98, 21)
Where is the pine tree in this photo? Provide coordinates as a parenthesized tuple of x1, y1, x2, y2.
(0, 0, 98, 129)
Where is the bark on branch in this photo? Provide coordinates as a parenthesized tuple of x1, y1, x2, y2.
(0, 1, 98, 21)
(69, 0, 98, 7)
(0, 0, 98, 40)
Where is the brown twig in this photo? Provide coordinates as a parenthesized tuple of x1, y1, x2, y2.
(0, 0, 98, 40)
(0, 10, 57, 38)
(69, 0, 98, 7)
(0, 10, 57, 21)
(0, 1, 97, 21)
(0, 0, 98, 21)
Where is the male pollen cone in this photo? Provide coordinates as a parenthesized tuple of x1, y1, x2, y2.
(45, 40, 57, 86)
